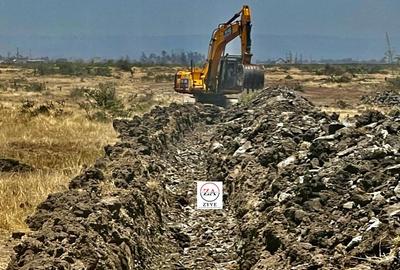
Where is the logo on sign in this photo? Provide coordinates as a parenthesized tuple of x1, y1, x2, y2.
(197, 181, 223, 209)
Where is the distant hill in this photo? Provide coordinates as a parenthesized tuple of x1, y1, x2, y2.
(0, 34, 398, 61)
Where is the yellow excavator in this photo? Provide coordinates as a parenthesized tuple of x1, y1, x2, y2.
(174, 5, 264, 105)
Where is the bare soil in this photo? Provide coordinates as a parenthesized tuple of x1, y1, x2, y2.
(1, 65, 399, 269)
(6, 87, 400, 269)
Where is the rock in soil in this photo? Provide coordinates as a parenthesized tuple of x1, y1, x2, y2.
(6, 88, 400, 270)
(0, 159, 33, 173)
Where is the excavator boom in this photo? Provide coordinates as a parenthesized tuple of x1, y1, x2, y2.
(203, 6, 253, 91)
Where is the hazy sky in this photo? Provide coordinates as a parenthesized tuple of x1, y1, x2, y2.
(0, 0, 398, 59)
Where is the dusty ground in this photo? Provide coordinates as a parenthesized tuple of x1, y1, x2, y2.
(5, 87, 400, 269)
(265, 65, 399, 120)
(0, 66, 185, 108)
(266, 66, 399, 105)
(0, 64, 399, 269)
(0, 65, 187, 270)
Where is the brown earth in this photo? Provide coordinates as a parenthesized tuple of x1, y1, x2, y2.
(1, 65, 399, 269)
(0, 159, 33, 173)
(5, 87, 400, 269)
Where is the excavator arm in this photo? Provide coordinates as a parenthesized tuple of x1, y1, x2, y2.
(203, 5, 252, 91)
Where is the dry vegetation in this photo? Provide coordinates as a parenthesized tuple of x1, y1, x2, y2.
(0, 64, 183, 237)
(265, 64, 400, 109)
(0, 62, 399, 269)
(0, 106, 117, 231)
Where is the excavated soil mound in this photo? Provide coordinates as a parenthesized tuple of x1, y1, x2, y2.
(361, 89, 400, 106)
(208, 89, 400, 269)
(7, 103, 221, 270)
(0, 158, 33, 173)
(6, 88, 400, 270)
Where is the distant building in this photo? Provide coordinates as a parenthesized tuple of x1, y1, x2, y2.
(27, 59, 47, 63)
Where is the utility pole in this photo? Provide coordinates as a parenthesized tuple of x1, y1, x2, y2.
(385, 32, 394, 65)
(287, 51, 293, 64)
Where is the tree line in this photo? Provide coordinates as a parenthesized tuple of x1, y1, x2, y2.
(139, 51, 205, 66)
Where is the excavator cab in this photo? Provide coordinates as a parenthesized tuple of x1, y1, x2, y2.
(218, 55, 243, 92)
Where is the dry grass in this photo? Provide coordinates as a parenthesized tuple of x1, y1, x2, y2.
(0, 171, 72, 231)
(321, 107, 361, 120)
(146, 179, 160, 190)
(239, 91, 259, 105)
(0, 106, 117, 231)
(0, 65, 184, 269)
(321, 105, 395, 121)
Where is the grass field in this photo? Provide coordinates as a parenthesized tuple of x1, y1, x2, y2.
(0, 107, 117, 231)
(0, 65, 184, 235)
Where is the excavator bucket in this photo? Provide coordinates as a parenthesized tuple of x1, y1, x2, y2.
(194, 59, 264, 108)
(243, 64, 264, 91)
(218, 55, 264, 94)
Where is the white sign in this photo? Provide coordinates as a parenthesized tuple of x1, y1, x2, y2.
(197, 181, 223, 210)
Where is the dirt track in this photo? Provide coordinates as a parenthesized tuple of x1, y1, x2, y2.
(6, 87, 400, 269)
(149, 125, 240, 269)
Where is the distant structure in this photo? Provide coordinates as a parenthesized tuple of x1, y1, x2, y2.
(384, 32, 395, 64)
(0, 47, 48, 64)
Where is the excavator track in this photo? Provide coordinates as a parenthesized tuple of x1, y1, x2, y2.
(193, 93, 240, 108)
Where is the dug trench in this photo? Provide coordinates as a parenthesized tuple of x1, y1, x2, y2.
(6, 87, 400, 269)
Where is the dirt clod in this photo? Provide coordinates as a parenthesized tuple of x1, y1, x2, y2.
(7, 87, 400, 270)
(0, 158, 33, 173)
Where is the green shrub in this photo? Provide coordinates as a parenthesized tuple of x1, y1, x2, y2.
(128, 93, 157, 113)
(91, 67, 112, 77)
(88, 110, 109, 122)
(154, 74, 174, 82)
(141, 75, 152, 81)
(293, 82, 304, 92)
(87, 83, 116, 108)
(314, 64, 389, 77)
(70, 87, 89, 99)
(115, 59, 132, 71)
(24, 82, 46, 92)
(0, 81, 9, 91)
(239, 91, 258, 105)
(80, 82, 128, 120)
(20, 100, 66, 117)
(318, 64, 347, 76)
(35, 63, 56, 75)
(58, 62, 88, 76)
(34, 62, 112, 77)
(336, 73, 352, 83)
(387, 77, 400, 89)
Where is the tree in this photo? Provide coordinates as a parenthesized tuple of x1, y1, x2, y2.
(395, 56, 400, 65)
(137, 51, 205, 66)
(140, 52, 148, 63)
(115, 57, 131, 71)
